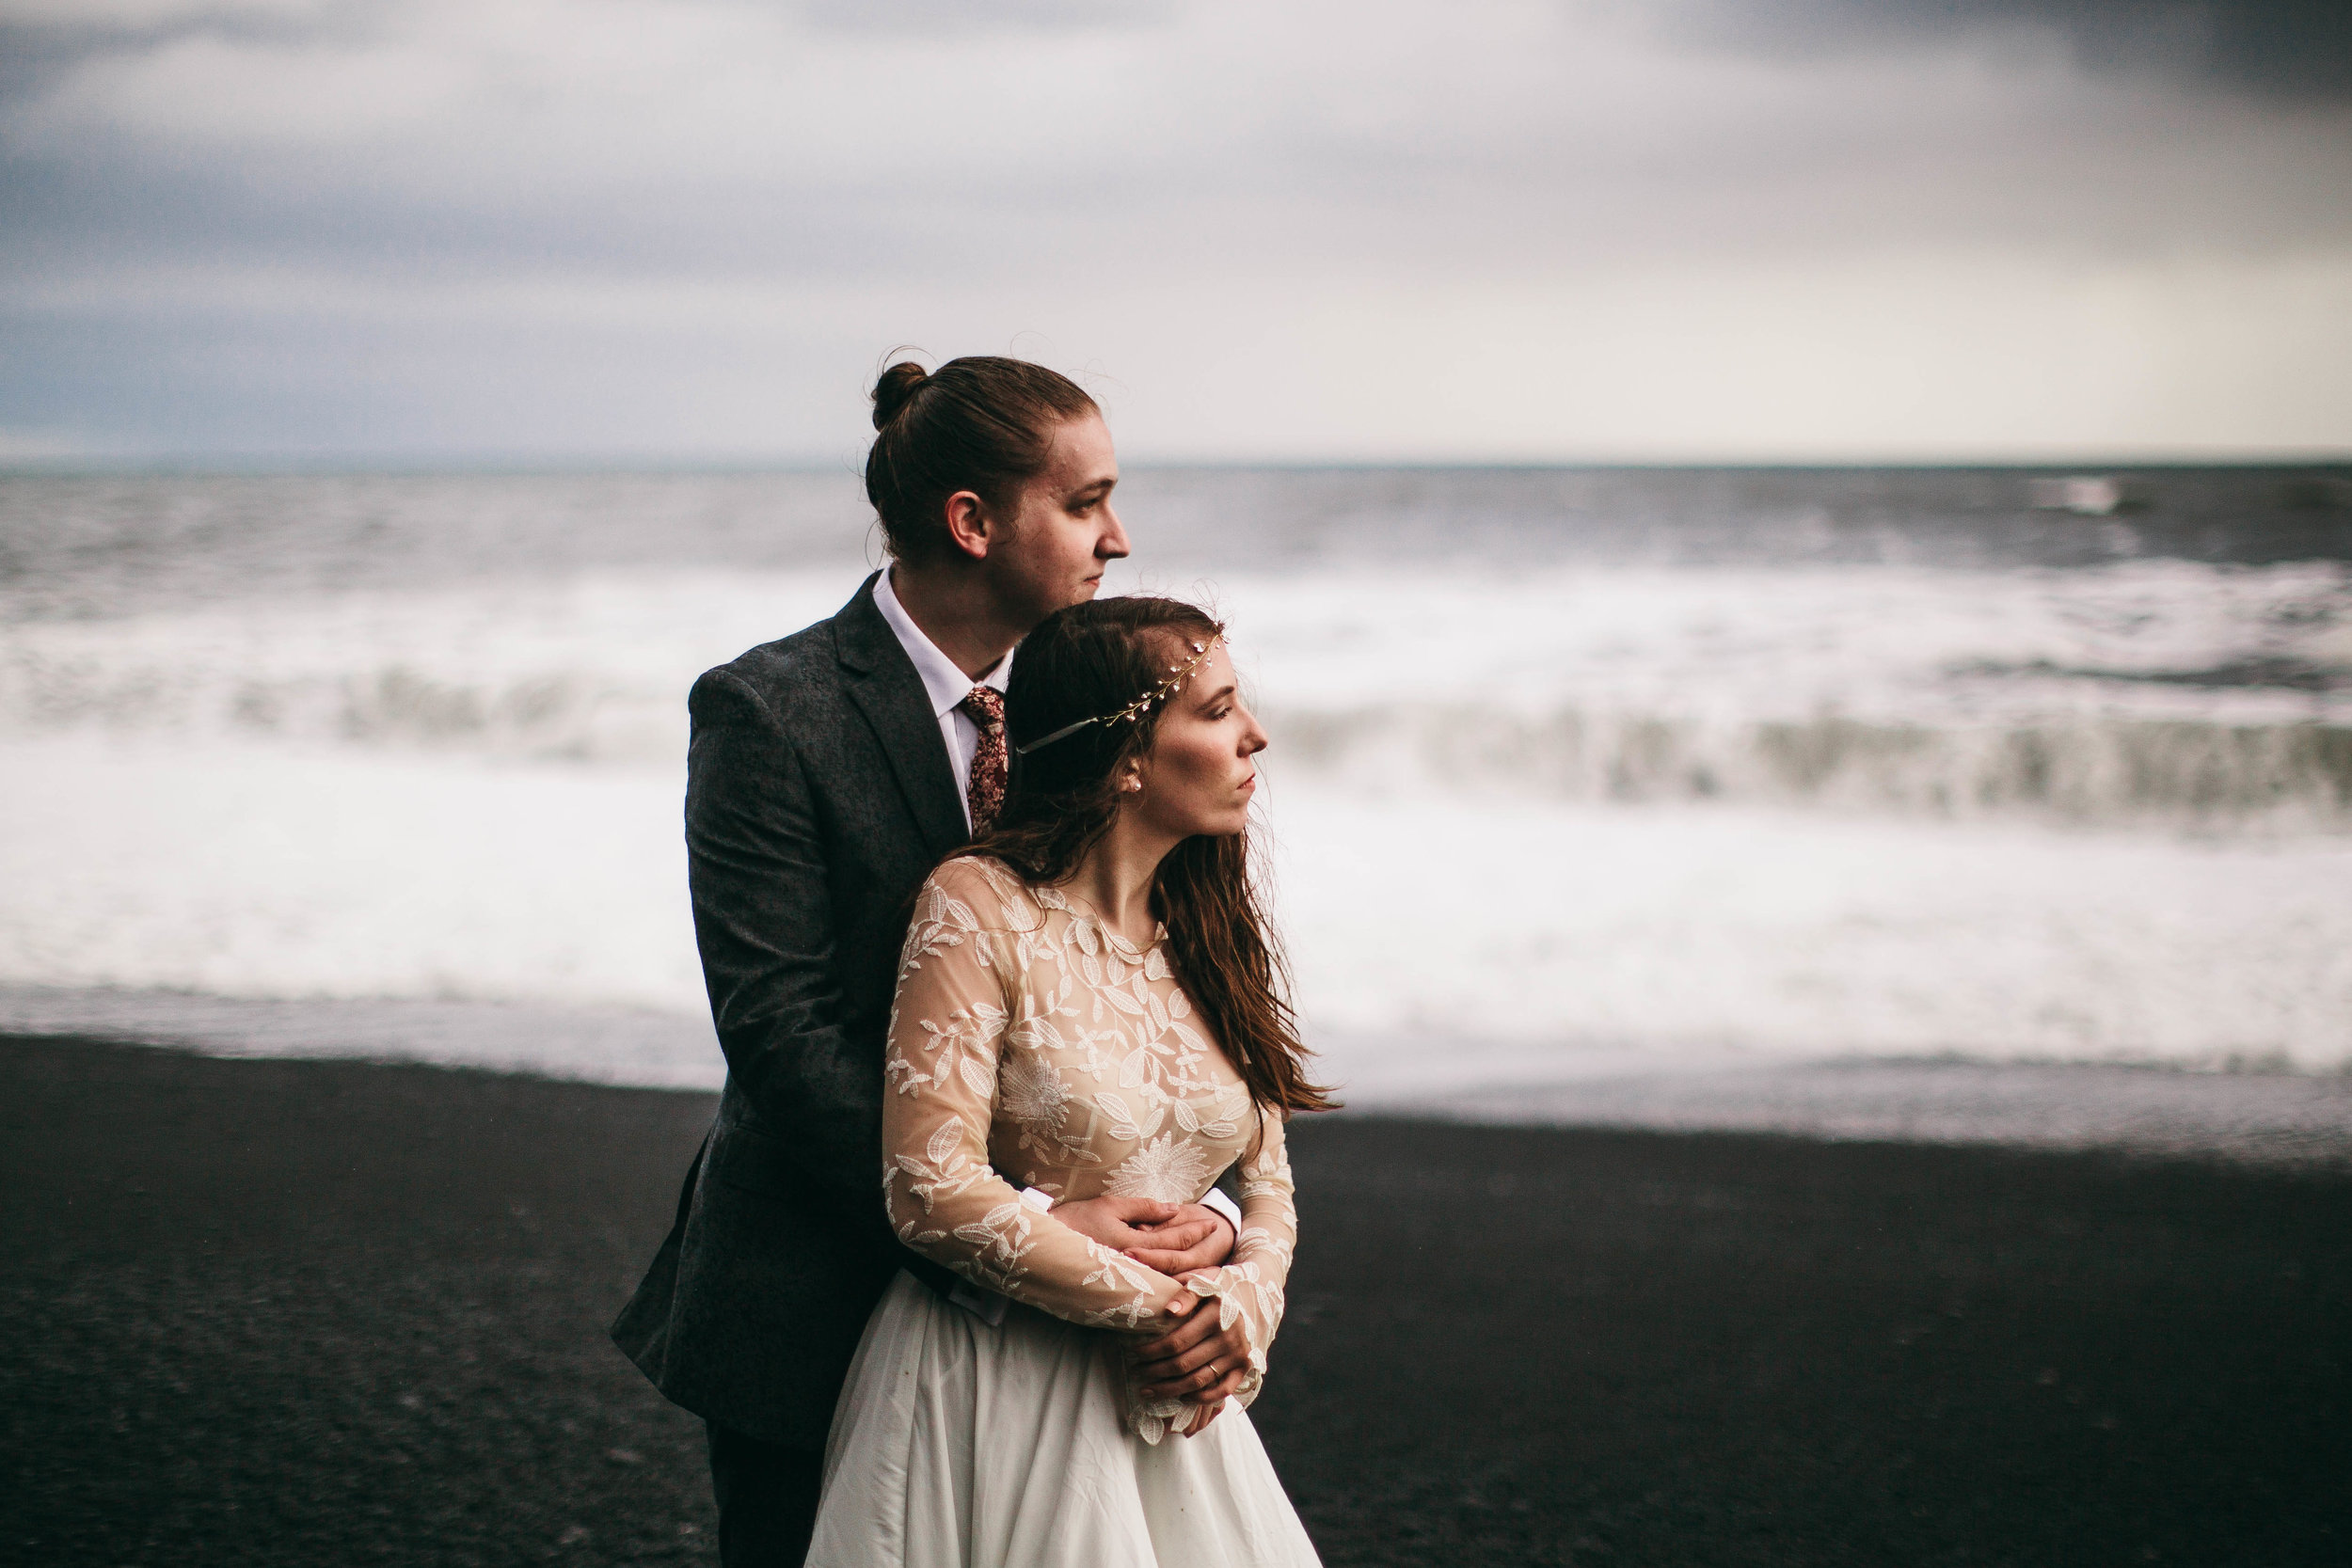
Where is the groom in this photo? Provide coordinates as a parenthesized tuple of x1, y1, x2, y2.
(613, 370, 1250, 1566)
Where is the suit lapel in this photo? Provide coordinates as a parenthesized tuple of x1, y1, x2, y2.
(834, 573, 968, 859)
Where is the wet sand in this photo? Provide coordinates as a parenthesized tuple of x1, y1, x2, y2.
(4, 1034, 2346, 1566)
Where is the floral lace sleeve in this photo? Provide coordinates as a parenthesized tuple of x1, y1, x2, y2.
(882, 863, 1188, 1336)
(1127, 1106, 1297, 1441)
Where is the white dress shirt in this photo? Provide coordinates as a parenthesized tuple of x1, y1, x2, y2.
(868, 568, 1241, 1322)
(872, 568, 1011, 832)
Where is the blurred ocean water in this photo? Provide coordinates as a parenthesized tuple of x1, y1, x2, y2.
(2, 467, 2347, 1140)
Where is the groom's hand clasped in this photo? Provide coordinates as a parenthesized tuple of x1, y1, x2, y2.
(1050, 1195, 1236, 1275)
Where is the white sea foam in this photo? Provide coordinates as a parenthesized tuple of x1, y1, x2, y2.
(5, 558, 2345, 821)
(1268, 787, 2351, 1071)
(0, 738, 706, 1010)
(2, 494, 2346, 1098)
(2, 739, 2345, 1071)
(0, 570, 850, 768)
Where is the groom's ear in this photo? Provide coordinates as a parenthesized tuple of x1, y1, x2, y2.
(942, 490, 995, 560)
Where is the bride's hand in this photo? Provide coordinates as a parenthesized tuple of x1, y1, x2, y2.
(1120, 1202, 1236, 1275)
(1051, 1195, 1220, 1265)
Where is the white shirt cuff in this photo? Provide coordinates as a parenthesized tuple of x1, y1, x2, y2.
(1201, 1186, 1242, 1232)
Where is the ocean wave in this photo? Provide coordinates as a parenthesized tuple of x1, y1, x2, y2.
(0, 653, 686, 764)
(4, 557, 2346, 829)
(1275, 704, 2352, 829)
(0, 568, 844, 766)
(8, 648, 2347, 828)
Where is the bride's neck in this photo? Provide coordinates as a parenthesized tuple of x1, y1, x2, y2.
(1062, 815, 1179, 946)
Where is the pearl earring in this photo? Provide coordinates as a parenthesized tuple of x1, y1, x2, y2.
(1121, 778, 1142, 793)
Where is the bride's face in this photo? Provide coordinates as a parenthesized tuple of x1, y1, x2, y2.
(1124, 641, 1266, 840)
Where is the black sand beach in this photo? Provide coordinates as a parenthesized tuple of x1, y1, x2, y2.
(5, 1035, 2346, 1567)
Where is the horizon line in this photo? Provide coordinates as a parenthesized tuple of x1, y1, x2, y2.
(7, 449, 2351, 480)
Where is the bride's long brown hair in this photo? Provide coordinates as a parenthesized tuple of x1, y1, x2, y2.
(959, 596, 1334, 1116)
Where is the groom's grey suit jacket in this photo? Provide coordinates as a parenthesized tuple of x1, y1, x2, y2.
(612, 574, 968, 1449)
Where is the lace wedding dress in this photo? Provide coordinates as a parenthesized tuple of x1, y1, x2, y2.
(804, 856, 1322, 1568)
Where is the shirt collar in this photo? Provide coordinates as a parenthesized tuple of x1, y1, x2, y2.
(872, 568, 1014, 720)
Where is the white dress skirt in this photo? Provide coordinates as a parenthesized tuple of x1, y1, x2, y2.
(804, 1272, 1325, 1568)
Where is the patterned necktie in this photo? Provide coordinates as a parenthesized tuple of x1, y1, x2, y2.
(960, 685, 1007, 836)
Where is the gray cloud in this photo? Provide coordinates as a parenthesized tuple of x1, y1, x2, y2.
(795, 0, 1174, 36)
(1663, 1, 2352, 100)
(8, 0, 2344, 282)
(0, 0, 2346, 459)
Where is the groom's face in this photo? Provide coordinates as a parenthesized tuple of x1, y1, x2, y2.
(984, 412, 1129, 628)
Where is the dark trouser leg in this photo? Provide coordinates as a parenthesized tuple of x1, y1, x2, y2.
(706, 1420, 825, 1568)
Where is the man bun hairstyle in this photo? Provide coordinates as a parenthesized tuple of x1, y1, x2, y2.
(869, 360, 931, 430)
(865, 355, 1100, 563)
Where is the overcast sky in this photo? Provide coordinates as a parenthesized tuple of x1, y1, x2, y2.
(3, 0, 2348, 463)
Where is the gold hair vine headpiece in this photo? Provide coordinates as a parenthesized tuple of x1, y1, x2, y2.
(1014, 637, 1219, 756)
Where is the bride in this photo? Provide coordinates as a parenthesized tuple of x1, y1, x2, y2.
(804, 594, 1332, 1567)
